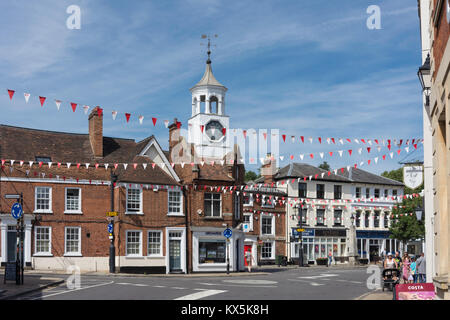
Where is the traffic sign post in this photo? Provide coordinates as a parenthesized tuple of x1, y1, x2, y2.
(223, 227, 232, 274)
(5, 194, 24, 285)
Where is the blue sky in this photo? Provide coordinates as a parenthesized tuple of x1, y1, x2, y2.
(0, 0, 423, 175)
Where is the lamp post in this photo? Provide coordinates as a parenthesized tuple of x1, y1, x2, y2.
(348, 213, 357, 266)
(297, 200, 307, 267)
(417, 53, 431, 109)
(415, 202, 424, 255)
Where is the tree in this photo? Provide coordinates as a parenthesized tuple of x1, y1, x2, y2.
(245, 170, 260, 182)
(389, 196, 425, 248)
(318, 161, 330, 171)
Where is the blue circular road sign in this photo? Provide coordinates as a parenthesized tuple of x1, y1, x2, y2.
(11, 202, 23, 220)
(223, 228, 232, 238)
(107, 223, 113, 233)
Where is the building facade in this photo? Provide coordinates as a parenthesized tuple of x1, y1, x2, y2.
(426, 0, 450, 299)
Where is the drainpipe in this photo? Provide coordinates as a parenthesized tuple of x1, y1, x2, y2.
(183, 184, 189, 274)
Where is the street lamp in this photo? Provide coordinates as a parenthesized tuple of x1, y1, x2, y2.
(296, 200, 307, 267)
(417, 53, 431, 108)
(415, 205, 423, 221)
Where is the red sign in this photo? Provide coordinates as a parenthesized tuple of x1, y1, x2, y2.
(395, 283, 435, 300)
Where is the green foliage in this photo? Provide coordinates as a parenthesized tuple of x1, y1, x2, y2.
(318, 161, 331, 171)
(389, 195, 425, 245)
(381, 167, 424, 195)
(245, 170, 260, 182)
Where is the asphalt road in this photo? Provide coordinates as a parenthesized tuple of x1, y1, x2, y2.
(16, 267, 376, 301)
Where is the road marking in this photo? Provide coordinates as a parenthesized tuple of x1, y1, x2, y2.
(171, 287, 187, 290)
(298, 274, 339, 279)
(198, 282, 277, 288)
(35, 281, 115, 300)
(222, 279, 277, 285)
(174, 289, 227, 300)
(153, 285, 166, 288)
(287, 279, 325, 286)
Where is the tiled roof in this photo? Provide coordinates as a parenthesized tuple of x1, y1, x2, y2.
(340, 167, 404, 186)
(0, 124, 178, 185)
(275, 163, 352, 182)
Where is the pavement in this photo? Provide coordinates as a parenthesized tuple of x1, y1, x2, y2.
(0, 273, 65, 300)
(355, 289, 393, 300)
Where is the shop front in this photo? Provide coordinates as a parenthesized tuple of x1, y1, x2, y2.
(291, 228, 347, 264)
(356, 230, 399, 263)
(191, 227, 244, 272)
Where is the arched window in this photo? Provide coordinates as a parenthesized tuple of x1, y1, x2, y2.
(200, 95, 206, 113)
(210, 96, 218, 114)
(365, 211, 370, 228)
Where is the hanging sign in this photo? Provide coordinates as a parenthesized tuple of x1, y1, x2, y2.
(403, 165, 423, 189)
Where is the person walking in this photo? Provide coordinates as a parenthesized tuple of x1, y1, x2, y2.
(328, 250, 332, 267)
(416, 253, 426, 283)
(401, 253, 411, 284)
(410, 257, 417, 283)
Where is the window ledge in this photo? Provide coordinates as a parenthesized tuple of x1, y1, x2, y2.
(125, 212, 144, 215)
(33, 253, 53, 257)
(203, 216, 223, 220)
(33, 211, 53, 214)
(64, 211, 83, 215)
(147, 255, 163, 258)
(167, 213, 184, 217)
(63, 253, 82, 257)
(125, 256, 145, 259)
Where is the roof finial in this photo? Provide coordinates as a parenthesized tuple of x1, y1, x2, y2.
(201, 34, 218, 65)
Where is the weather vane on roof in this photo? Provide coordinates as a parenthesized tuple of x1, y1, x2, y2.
(201, 34, 218, 64)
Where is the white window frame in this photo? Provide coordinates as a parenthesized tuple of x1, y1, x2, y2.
(34, 226, 52, 256)
(243, 212, 254, 231)
(167, 190, 183, 216)
(126, 186, 143, 215)
(204, 193, 222, 218)
(64, 226, 82, 256)
(126, 230, 143, 257)
(147, 230, 163, 257)
(243, 193, 253, 207)
(34, 186, 52, 214)
(64, 187, 82, 214)
(261, 195, 275, 208)
(260, 214, 275, 236)
(261, 241, 275, 260)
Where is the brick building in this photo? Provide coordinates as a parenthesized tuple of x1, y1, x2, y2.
(0, 107, 184, 273)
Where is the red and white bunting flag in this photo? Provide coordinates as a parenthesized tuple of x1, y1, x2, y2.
(405, 147, 409, 153)
(367, 147, 371, 153)
(85, 163, 90, 169)
(152, 117, 157, 126)
(67, 162, 71, 168)
(152, 163, 156, 169)
(338, 150, 343, 157)
(310, 153, 314, 159)
(83, 105, 90, 114)
(361, 139, 366, 144)
(346, 138, 351, 143)
(358, 148, 362, 155)
(164, 120, 169, 128)
(243, 130, 247, 139)
(348, 150, 352, 156)
(133, 163, 138, 169)
(95, 163, 99, 169)
(354, 138, 359, 144)
(389, 152, 394, 159)
(76, 163, 81, 169)
(176, 121, 181, 129)
(24, 92, 30, 103)
(308, 137, 313, 143)
(97, 107, 103, 117)
(300, 136, 304, 143)
(280, 155, 284, 161)
(200, 125, 204, 133)
(329, 151, 333, 157)
(123, 163, 128, 170)
(299, 154, 304, 160)
(114, 163, 119, 170)
(125, 113, 131, 122)
(20, 160, 24, 166)
(413, 144, 417, 149)
(222, 128, 226, 136)
(290, 155, 294, 160)
(382, 155, 386, 160)
(71, 103, 77, 112)
(374, 157, 378, 164)
(319, 152, 324, 159)
(318, 137, 322, 144)
(112, 111, 118, 120)
(39, 96, 46, 107)
(138, 115, 144, 125)
(263, 132, 267, 140)
(105, 163, 109, 170)
(7, 89, 15, 100)
(331, 138, 335, 144)
(282, 134, 286, 142)
(55, 100, 62, 110)
(397, 149, 401, 155)
(143, 163, 147, 170)
(326, 137, 330, 144)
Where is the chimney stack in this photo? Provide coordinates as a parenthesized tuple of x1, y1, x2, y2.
(168, 118, 181, 161)
(261, 153, 277, 183)
(89, 106, 103, 158)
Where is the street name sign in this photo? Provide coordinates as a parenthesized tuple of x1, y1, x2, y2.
(106, 211, 118, 217)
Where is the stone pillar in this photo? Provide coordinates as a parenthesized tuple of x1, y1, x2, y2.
(205, 98, 211, 114)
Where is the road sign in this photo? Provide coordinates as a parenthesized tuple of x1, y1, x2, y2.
(296, 228, 305, 232)
(107, 223, 113, 233)
(106, 211, 118, 217)
(11, 202, 23, 219)
(223, 228, 232, 238)
(243, 223, 250, 233)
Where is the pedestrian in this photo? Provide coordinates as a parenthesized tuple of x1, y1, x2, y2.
(394, 251, 402, 273)
(410, 257, 417, 283)
(328, 250, 332, 267)
(416, 253, 426, 283)
(401, 253, 411, 284)
(384, 253, 397, 269)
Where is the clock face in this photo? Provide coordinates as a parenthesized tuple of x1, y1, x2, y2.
(205, 120, 224, 141)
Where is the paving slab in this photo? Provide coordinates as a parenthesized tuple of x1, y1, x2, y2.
(0, 273, 64, 300)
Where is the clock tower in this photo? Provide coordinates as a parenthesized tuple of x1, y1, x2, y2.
(188, 47, 231, 160)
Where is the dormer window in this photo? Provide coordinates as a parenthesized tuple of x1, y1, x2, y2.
(35, 156, 52, 163)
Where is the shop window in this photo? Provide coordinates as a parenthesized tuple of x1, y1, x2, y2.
(199, 240, 226, 264)
(261, 242, 274, 259)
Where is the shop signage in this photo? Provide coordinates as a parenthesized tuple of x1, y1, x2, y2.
(292, 228, 314, 237)
(356, 230, 390, 239)
(205, 232, 222, 236)
(403, 165, 423, 189)
(395, 283, 435, 300)
(315, 229, 346, 237)
(106, 211, 118, 217)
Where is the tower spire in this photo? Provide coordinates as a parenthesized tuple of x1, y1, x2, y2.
(202, 34, 217, 64)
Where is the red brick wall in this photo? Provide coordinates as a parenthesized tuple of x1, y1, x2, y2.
(432, 0, 450, 79)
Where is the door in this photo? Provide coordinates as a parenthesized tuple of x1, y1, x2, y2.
(169, 240, 181, 271)
(7, 228, 17, 262)
(244, 245, 252, 266)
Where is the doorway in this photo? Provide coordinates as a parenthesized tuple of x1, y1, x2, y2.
(168, 230, 182, 272)
(7, 226, 17, 262)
